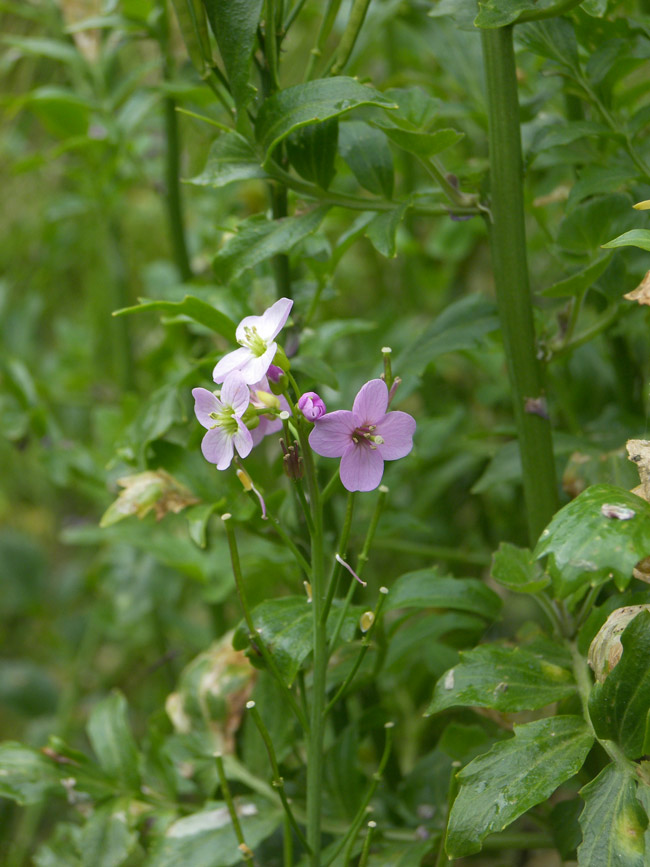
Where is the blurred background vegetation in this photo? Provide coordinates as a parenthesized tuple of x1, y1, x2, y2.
(2, 0, 650, 861)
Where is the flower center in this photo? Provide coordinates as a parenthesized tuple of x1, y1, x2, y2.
(352, 425, 384, 449)
(240, 326, 267, 357)
(209, 407, 239, 436)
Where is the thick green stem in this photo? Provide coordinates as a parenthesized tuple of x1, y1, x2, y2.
(481, 26, 558, 544)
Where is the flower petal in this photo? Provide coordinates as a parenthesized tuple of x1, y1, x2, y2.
(201, 427, 234, 470)
(192, 387, 221, 429)
(220, 372, 249, 416)
(213, 347, 254, 383)
(375, 411, 416, 460)
(233, 421, 253, 459)
(352, 379, 388, 426)
(340, 443, 385, 492)
(237, 343, 278, 384)
(309, 410, 356, 457)
(257, 297, 293, 341)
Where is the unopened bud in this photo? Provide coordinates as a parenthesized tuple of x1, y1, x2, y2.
(236, 467, 267, 519)
(255, 390, 281, 411)
(267, 363, 288, 394)
(298, 391, 326, 421)
(360, 611, 374, 632)
(241, 405, 260, 430)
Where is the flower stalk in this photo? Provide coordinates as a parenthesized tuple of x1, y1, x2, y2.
(481, 25, 558, 543)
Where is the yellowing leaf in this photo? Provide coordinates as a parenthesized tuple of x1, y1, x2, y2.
(100, 469, 199, 527)
(624, 271, 650, 305)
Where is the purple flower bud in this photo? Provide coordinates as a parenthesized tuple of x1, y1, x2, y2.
(267, 364, 284, 383)
(298, 392, 326, 421)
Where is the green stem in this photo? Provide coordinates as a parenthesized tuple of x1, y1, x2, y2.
(321, 491, 356, 626)
(329, 0, 372, 76)
(222, 515, 309, 731)
(357, 822, 377, 867)
(517, 0, 585, 21)
(268, 516, 312, 580)
(296, 420, 326, 866)
(264, 0, 280, 92)
(247, 700, 311, 853)
(215, 753, 255, 864)
(481, 25, 558, 544)
(304, 0, 343, 80)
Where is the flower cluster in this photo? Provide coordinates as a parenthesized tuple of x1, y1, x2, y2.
(193, 298, 293, 470)
(192, 297, 416, 491)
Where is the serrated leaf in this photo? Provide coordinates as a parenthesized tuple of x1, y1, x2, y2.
(518, 19, 580, 71)
(147, 797, 281, 867)
(232, 597, 361, 685)
(384, 568, 502, 620)
(534, 485, 650, 599)
(541, 255, 612, 299)
(188, 133, 268, 188)
(491, 542, 549, 592)
(396, 294, 499, 375)
(365, 205, 408, 258)
(557, 194, 636, 254)
(255, 77, 396, 163)
(602, 229, 650, 253)
(286, 119, 338, 190)
(203, 0, 263, 113)
(86, 691, 140, 790)
(114, 295, 236, 341)
(578, 763, 646, 866)
(79, 805, 138, 867)
(0, 743, 61, 805)
(339, 121, 394, 198)
(428, 644, 575, 715)
(589, 610, 650, 760)
(446, 716, 593, 858)
(213, 208, 329, 284)
(533, 120, 609, 152)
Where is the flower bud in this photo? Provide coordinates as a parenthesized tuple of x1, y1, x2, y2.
(360, 611, 374, 633)
(267, 364, 288, 395)
(588, 605, 650, 682)
(255, 390, 281, 411)
(298, 392, 326, 421)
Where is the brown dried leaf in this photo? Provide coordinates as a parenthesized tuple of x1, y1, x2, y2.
(626, 439, 650, 500)
(624, 271, 650, 305)
(100, 469, 199, 527)
(59, 0, 102, 61)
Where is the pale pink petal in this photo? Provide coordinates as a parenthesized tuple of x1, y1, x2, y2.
(352, 379, 389, 426)
(237, 343, 277, 384)
(192, 387, 222, 429)
(256, 297, 293, 341)
(309, 411, 356, 457)
(213, 347, 254, 383)
(201, 427, 234, 470)
(233, 421, 253, 459)
(250, 419, 268, 447)
(220, 372, 249, 416)
(375, 411, 416, 460)
(340, 443, 385, 492)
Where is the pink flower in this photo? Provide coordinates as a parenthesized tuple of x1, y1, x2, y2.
(192, 373, 253, 470)
(213, 298, 293, 385)
(309, 379, 415, 492)
(298, 392, 326, 421)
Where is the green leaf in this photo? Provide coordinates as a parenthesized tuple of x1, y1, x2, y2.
(79, 805, 138, 867)
(147, 797, 282, 867)
(212, 208, 329, 284)
(578, 763, 646, 867)
(428, 644, 575, 715)
(474, 0, 537, 28)
(491, 542, 549, 592)
(203, 0, 264, 112)
(446, 716, 593, 858)
(113, 295, 237, 341)
(86, 691, 140, 790)
(171, 0, 214, 77)
(365, 205, 408, 258)
(255, 77, 396, 164)
(232, 597, 361, 685)
(533, 120, 610, 152)
(384, 568, 502, 620)
(557, 194, 636, 254)
(374, 124, 463, 158)
(188, 133, 268, 188)
(186, 502, 224, 548)
(365, 840, 435, 866)
(534, 485, 650, 599)
(0, 743, 61, 805)
(3, 36, 82, 66)
(602, 229, 650, 253)
(589, 610, 650, 760)
(23, 87, 92, 138)
(397, 294, 499, 375)
(339, 121, 394, 198)
(290, 355, 339, 389)
(541, 255, 612, 299)
(286, 119, 339, 190)
(518, 19, 580, 72)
